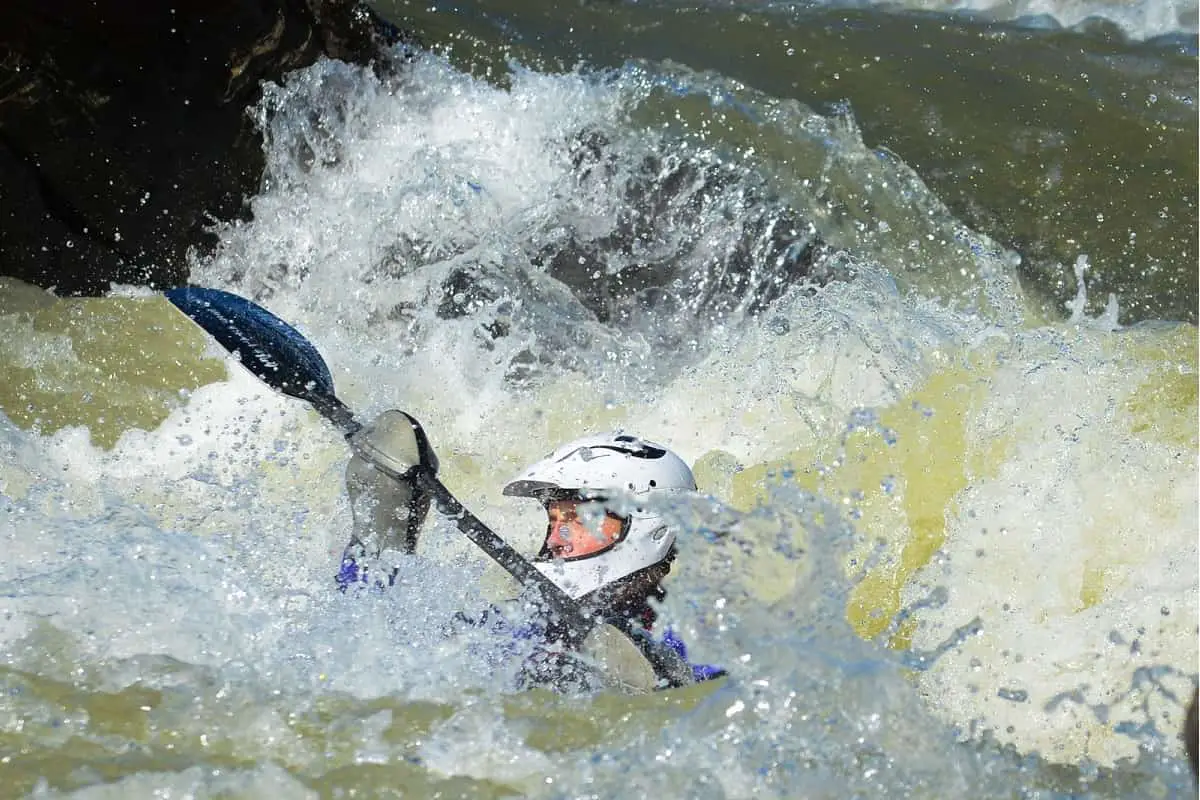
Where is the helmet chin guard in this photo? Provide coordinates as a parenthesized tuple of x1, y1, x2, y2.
(505, 433, 695, 599)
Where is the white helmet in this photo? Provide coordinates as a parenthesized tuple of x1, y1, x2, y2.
(503, 433, 696, 600)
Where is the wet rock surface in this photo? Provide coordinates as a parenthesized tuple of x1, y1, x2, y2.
(0, 0, 412, 294)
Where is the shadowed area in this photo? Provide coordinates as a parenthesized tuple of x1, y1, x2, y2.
(0, 0, 413, 294)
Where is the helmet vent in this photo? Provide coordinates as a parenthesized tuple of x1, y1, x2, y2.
(596, 441, 667, 460)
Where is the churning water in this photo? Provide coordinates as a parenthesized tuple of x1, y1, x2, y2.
(0, 21, 1195, 800)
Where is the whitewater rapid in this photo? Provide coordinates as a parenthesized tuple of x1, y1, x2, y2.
(0, 45, 1195, 797)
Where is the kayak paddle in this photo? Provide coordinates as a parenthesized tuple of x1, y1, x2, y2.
(165, 286, 695, 688)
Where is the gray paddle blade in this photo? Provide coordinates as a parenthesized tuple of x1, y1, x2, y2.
(349, 410, 439, 480)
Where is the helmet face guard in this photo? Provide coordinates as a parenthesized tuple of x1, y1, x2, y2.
(534, 495, 631, 563)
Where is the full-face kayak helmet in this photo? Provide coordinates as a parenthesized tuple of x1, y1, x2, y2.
(503, 433, 696, 600)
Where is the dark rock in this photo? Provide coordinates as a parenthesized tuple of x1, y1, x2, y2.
(534, 134, 834, 326)
(0, 0, 416, 294)
(467, 131, 839, 387)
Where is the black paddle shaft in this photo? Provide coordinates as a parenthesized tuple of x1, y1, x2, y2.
(415, 470, 599, 645)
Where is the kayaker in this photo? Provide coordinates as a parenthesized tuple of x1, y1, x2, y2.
(335, 412, 725, 691)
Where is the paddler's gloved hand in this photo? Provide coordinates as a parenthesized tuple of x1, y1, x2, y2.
(344, 410, 439, 557)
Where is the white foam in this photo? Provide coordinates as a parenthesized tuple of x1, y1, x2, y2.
(0, 47, 1194, 794)
(902, 324, 1197, 763)
(900, 0, 1196, 39)
(185, 53, 1195, 768)
(744, 0, 1196, 40)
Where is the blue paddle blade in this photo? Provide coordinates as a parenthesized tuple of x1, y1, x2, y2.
(165, 287, 360, 435)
